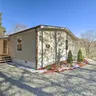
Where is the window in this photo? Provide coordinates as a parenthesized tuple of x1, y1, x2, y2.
(66, 40, 68, 50)
(17, 38, 22, 51)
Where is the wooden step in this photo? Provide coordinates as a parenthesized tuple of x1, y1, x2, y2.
(4, 60, 12, 62)
(3, 57, 11, 60)
(3, 56, 12, 63)
(0, 59, 4, 63)
(0, 61, 4, 63)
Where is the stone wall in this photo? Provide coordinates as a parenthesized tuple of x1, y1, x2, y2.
(37, 30, 77, 68)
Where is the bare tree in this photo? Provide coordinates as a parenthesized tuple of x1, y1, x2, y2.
(8, 23, 28, 34)
(80, 31, 96, 59)
(0, 13, 6, 35)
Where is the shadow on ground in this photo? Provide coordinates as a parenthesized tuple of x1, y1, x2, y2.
(0, 62, 96, 96)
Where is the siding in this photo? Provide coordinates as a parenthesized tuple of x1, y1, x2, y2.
(0, 39, 3, 55)
(8, 29, 36, 68)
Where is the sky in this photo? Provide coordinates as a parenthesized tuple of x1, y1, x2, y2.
(0, 0, 96, 37)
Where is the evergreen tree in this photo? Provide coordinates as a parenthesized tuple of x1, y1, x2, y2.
(0, 13, 6, 35)
(67, 50, 73, 65)
(0, 13, 2, 26)
(77, 49, 84, 62)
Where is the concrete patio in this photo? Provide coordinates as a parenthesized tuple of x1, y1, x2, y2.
(0, 59, 96, 96)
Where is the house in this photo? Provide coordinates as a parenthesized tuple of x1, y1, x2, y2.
(0, 25, 78, 69)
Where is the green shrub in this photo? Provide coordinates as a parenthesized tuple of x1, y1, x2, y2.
(67, 50, 73, 66)
(46, 65, 51, 70)
(77, 49, 84, 63)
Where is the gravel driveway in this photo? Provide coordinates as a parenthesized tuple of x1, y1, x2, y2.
(0, 59, 96, 96)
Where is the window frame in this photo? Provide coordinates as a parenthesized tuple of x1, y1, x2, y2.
(16, 36, 22, 51)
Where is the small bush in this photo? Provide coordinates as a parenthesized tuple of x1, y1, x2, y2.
(77, 49, 84, 63)
(46, 65, 52, 70)
(67, 50, 73, 66)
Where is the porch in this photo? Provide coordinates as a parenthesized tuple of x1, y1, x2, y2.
(0, 36, 12, 63)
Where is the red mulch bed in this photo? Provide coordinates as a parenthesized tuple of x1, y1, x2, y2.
(43, 69, 55, 74)
(77, 59, 89, 67)
(77, 63, 86, 67)
(38, 61, 67, 70)
(84, 59, 89, 64)
(38, 59, 89, 74)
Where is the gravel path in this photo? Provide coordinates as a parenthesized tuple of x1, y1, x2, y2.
(0, 59, 96, 96)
